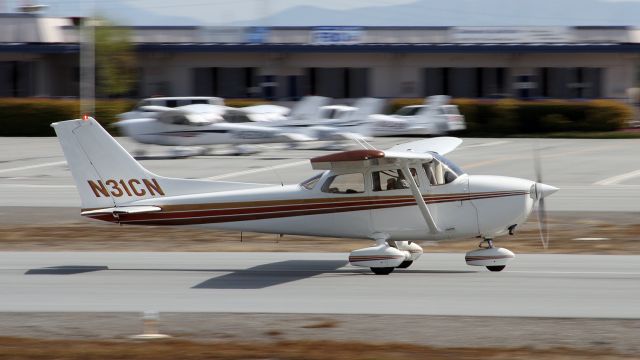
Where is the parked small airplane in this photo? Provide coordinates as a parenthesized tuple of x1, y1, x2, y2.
(367, 95, 466, 137)
(115, 96, 379, 154)
(114, 97, 326, 154)
(52, 117, 557, 274)
(255, 97, 386, 144)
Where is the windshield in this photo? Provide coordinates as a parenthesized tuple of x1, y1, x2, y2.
(300, 173, 322, 190)
(430, 152, 464, 175)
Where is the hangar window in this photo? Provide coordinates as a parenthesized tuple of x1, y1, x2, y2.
(322, 173, 365, 194)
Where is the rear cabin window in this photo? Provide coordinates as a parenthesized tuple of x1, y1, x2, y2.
(372, 168, 419, 191)
(322, 173, 365, 194)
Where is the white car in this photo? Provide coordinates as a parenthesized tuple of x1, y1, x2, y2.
(366, 96, 466, 136)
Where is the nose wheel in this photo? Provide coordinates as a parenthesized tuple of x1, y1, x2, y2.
(466, 238, 515, 272)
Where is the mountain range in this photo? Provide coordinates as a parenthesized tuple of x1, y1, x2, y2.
(43, 0, 640, 27)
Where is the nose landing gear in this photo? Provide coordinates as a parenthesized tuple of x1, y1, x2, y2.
(465, 238, 515, 272)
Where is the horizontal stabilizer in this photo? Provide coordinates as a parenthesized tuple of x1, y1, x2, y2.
(81, 206, 162, 216)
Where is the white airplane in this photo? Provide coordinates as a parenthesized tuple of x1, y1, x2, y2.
(115, 96, 380, 153)
(117, 96, 226, 121)
(52, 117, 558, 274)
(115, 104, 311, 148)
(114, 96, 333, 153)
(367, 95, 466, 137)
(255, 97, 386, 144)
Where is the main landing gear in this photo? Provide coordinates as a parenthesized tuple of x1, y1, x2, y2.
(348, 237, 424, 275)
(464, 238, 515, 272)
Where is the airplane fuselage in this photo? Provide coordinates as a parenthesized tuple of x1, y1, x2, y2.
(85, 172, 537, 241)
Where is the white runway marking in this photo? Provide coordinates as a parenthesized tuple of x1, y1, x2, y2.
(462, 140, 510, 149)
(594, 169, 640, 186)
(0, 161, 66, 174)
(204, 160, 309, 180)
(508, 270, 639, 275)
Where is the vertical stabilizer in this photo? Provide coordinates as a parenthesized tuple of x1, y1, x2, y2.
(52, 118, 163, 209)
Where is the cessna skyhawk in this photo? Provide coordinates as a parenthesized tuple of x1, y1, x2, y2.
(52, 118, 557, 274)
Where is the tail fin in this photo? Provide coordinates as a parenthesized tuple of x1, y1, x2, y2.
(288, 96, 330, 120)
(52, 118, 168, 209)
(344, 97, 385, 120)
(53, 118, 275, 211)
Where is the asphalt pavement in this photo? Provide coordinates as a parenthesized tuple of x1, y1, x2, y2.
(1, 252, 638, 318)
(1, 136, 639, 212)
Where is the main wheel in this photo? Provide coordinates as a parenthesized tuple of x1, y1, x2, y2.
(486, 265, 506, 272)
(396, 261, 413, 269)
(371, 267, 395, 275)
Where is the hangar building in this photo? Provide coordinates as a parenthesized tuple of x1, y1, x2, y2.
(1, 13, 639, 100)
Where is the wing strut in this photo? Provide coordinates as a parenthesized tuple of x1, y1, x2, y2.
(402, 165, 441, 234)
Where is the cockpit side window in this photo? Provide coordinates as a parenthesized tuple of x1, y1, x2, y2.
(372, 168, 419, 191)
(423, 159, 458, 186)
(322, 173, 365, 194)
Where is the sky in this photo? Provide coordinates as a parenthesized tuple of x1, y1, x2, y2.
(12, 0, 414, 24)
(5, 0, 640, 26)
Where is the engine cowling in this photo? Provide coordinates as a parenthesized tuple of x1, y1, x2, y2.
(465, 247, 515, 267)
(349, 244, 407, 268)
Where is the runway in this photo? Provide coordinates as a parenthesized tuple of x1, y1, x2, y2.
(1, 252, 638, 318)
(1, 136, 640, 212)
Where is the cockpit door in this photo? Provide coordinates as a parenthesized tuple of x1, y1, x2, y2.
(317, 170, 374, 238)
(369, 167, 430, 239)
(421, 157, 479, 238)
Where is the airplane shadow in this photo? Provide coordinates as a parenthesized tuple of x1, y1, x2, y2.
(25, 261, 477, 289)
(25, 265, 109, 275)
(192, 260, 348, 289)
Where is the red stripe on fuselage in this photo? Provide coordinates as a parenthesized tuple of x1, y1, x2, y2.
(85, 191, 527, 225)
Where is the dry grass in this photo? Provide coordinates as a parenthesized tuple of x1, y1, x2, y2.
(0, 213, 638, 254)
(0, 337, 632, 360)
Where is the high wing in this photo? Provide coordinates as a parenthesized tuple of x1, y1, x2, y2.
(310, 149, 433, 170)
(388, 137, 462, 155)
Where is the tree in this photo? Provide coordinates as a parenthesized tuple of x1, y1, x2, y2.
(94, 19, 137, 97)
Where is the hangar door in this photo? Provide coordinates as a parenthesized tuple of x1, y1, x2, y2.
(306, 68, 369, 98)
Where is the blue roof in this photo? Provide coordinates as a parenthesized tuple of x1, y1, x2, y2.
(2, 42, 640, 54)
(135, 42, 640, 54)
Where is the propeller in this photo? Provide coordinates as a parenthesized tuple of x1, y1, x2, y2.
(532, 145, 558, 249)
(535, 157, 548, 248)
